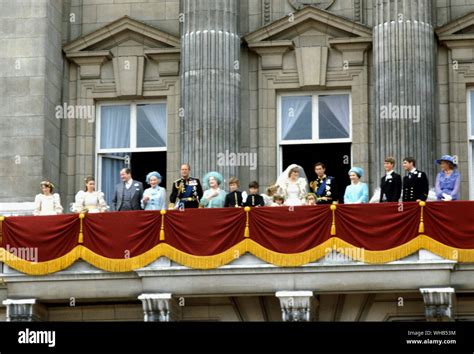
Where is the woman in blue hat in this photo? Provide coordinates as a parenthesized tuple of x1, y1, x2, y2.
(200, 171, 227, 208)
(141, 171, 167, 210)
(435, 155, 461, 201)
(344, 167, 369, 204)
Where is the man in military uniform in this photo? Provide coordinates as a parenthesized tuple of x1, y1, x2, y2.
(402, 157, 429, 202)
(309, 162, 338, 204)
(169, 164, 203, 209)
(380, 156, 402, 202)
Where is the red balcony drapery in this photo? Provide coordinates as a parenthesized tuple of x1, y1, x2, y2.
(1, 201, 474, 275)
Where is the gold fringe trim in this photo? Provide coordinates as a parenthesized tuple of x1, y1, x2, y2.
(2, 236, 474, 275)
(247, 239, 334, 267)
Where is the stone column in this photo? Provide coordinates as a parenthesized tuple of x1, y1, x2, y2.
(275, 291, 317, 322)
(0, 0, 64, 203)
(372, 0, 436, 186)
(2, 299, 46, 322)
(138, 293, 180, 322)
(420, 288, 455, 322)
(180, 0, 240, 181)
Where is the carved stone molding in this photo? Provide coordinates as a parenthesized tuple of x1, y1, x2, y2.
(420, 288, 455, 322)
(66, 51, 112, 79)
(145, 48, 181, 77)
(2, 299, 46, 322)
(248, 41, 294, 70)
(276, 291, 317, 322)
(138, 293, 181, 322)
(288, 0, 335, 11)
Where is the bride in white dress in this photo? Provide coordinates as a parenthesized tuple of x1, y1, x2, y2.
(276, 164, 309, 206)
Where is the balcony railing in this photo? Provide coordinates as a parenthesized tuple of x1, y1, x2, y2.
(0, 201, 473, 275)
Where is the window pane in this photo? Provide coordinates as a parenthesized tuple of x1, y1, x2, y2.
(319, 94, 350, 140)
(100, 153, 128, 206)
(100, 105, 130, 149)
(137, 104, 167, 148)
(281, 96, 312, 141)
(471, 91, 474, 137)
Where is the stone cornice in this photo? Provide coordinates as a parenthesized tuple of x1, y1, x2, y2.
(145, 48, 181, 76)
(65, 50, 113, 79)
(63, 15, 180, 53)
(248, 41, 294, 70)
(244, 5, 372, 44)
(436, 11, 474, 37)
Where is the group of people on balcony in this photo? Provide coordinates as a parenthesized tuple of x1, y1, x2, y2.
(32, 154, 462, 215)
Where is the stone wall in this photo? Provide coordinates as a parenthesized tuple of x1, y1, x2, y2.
(0, 0, 63, 203)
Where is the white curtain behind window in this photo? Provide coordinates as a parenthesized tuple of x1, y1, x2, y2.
(100, 105, 130, 149)
(281, 96, 312, 141)
(318, 94, 350, 139)
(101, 154, 128, 206)
(137, 104, 167, 148)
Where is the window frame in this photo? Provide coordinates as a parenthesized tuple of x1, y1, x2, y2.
(95, 100, 167, 192)
(277, 91, 352, 146)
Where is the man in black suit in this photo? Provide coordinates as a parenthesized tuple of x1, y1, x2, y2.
(402, 157, 429, 202)
(379, 156, 402, 202)
(112, 168, 144, 211)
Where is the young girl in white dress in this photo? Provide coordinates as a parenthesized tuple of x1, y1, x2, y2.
(34, 181, 64, 216)
(276, 164, 309, 206)
(73, 177, 108, 213)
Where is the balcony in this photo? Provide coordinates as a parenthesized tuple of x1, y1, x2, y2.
(0, 201, 473, 321)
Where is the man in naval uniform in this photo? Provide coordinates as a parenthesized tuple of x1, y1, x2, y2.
(309, 162, 338, 204)
(169, 164, 203, 209)
(402, 157, 429, 202)
(379, 156, 402, 202)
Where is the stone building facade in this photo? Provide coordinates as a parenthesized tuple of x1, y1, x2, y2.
(1, 0, 474, 322)
(1, 0, 474, 207)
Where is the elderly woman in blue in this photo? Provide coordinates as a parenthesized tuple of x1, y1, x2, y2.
(200, 171, 227, 208)
(344, 167, 369, 204)
(435, 155, 461, 201)
(141, 171, 167, 210)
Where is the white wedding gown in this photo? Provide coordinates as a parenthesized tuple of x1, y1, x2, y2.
(285, 182, 303, 206)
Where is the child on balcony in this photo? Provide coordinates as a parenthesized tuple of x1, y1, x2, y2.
(243, 181, 265, 207)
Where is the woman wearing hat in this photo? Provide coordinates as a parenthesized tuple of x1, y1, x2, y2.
(200, 171, 227, 208)
(344, 167, 369, 204)
(33, 181, 64, 216)
(435, 155, 461, 201)
(141, 171, 167, 210)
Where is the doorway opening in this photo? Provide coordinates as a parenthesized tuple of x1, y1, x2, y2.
(281, 143, 351, 203)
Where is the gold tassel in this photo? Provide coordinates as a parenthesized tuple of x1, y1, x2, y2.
(418, 201, 425, 234)
(244, 207, 250, 238)
(159, 209, 166, 241)
(330, 204, 337, 236)
(78, 213, 85, 244)
(0, 215, 4, 246)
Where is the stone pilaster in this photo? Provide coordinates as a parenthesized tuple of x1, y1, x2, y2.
(138, 293, 181, 322)
(2, 299, 46, 322)
(180, 0, 240, 181)
(275, 291, 317, 322)
(420, 287, 455, 322)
